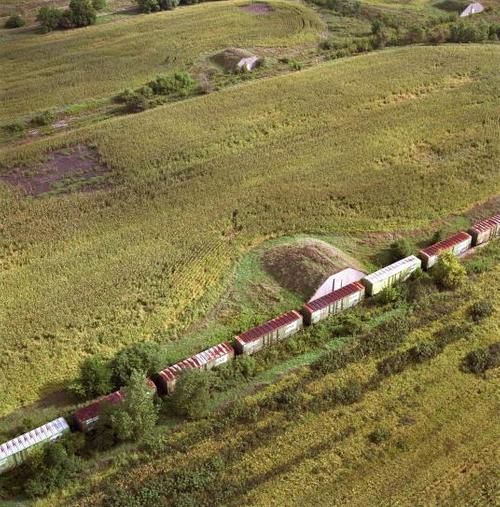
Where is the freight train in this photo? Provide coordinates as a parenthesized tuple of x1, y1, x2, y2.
(1, 213, 498, 474)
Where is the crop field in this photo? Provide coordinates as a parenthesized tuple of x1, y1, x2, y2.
(0, 0, 323, 121)
(44, 244, 499, 507)
(0, 44, 499, 418)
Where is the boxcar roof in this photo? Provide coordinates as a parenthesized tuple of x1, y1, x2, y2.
(74, 390, 125, 424)
(158, 342, 234, 382)
(303, 281, 364, 313)
(235, 310, 302, 344)
(470, 213, 500, 233)
(363, 256, 421, 284)
(420, 231, 471, 257)
(0, 417, 69, 460)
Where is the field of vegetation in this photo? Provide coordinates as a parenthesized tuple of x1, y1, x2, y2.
(0, 43, 499, 419)
(0, 0, 323, 121)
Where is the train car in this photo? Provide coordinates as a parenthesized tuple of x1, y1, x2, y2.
(74, 379, 156, 432)
(361, 256, 421, 296)
(468, 214, 500, 246)
(302, 281, 365, 326)
(0, 417, 69, 475)
(419, 231, 472, 270)
(155, 342, 235, 395)
(234, 310, 303, 356)
(308, 268, 366, 303)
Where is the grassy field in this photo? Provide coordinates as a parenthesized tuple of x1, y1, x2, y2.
(35, 241, 498, 507)
(0, 44, 499, 417)
(0, 0, 323, 121)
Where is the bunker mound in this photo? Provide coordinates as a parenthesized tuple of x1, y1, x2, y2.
(262, 239, 362, 299)
(241, 2, 272, 14)
(0, 145, 110, 196)
(211, 48, 262, 73)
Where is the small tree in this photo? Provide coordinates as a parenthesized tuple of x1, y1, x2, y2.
(94, 371, 158, 448)
(432, 251, 466, 289)
(36, 6, 63, 32)
(68, 0, 97, 27)
(5, 14, 26, 28)
(468, 300, 494, 323)
(73, 354, 113, 399)
(171, 368, 214, 419)
(136, 0, 160, 12)
(111, 341, 166, 387)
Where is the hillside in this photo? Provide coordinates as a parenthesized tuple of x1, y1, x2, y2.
(0, 44, 498, 417)
(0, 0, 323, 120)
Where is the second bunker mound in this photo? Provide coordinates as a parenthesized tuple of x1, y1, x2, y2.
(262, 239, 362, 299)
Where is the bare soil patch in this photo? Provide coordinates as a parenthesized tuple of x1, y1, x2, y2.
(0, 144, 110, 196)
(241, 2, 271, 14)
(263, 239, 363, 298)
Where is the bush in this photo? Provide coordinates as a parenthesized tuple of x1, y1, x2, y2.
(432, 251, 466, 289)
(449, 21, 489, 42)
(111, 342, 166, 387)
(4, 14, 25, 28)
(171, 369, 214, 419)
(92, 0, 107, 10)
(159, 0, 179, 9)
(287, 59, 303, 71)
(377, 285, 402, 305)
(31, 110, 55, 126)
(468, 300, 494, 323)
(136, 0, 160, 12)
(408, 341, 440, 362)
(461, 342, 500, 375)
(377, 351, 409, 377)
(22, 437, 83, 498)
(4, 119, 26, 134)
(94, 371, 158, 448)
(37, 6, 63, 32)
(73, 354, 113, 399)
(427, 24, 451, 44)
(368, 426, 391, 444)
(389, 238, 414, 261)
(68, 0, 97, 27)
(149, 71, 195, 96)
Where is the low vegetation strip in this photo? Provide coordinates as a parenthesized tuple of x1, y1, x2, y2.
(0, 0, 323, 121)
(0, 45, 498, 416)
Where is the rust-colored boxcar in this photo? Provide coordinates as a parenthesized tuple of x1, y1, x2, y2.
(156, 341, 235, 395)
(234, 310, 303, 356)
(468, 213, 500, 246)
(419, 231, 472, 269)
(301, 282, 365, 325)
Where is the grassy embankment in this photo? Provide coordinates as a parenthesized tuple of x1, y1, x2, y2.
(0, 44, 499, 418)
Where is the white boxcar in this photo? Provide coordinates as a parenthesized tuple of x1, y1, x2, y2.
(0, 417, 69, 474)
(419, 231, 472, 269)
(361, 256, 421, 296)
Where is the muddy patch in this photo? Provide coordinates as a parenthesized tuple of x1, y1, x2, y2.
(241, 2, 271, 14)
(0, 145, 110, 196)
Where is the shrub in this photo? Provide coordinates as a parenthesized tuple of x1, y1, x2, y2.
(432, 251, 466, 289)
(111, 342, 166, 387)
(149, 71, 195, 96)
(427, 24, 451, 44)
(94, 371, 158, 448)
(461, 342, 500, 375)
(376, 351, 409, 376)
(287, 59, 303, 71)
(4, 119, 26, 134)
(136, 0, 160, 12)
(36, 6, 63, 32)
(22, 437, 83, 498)
(389, 238, 414, 261)
(171, 369, 214, 419)
(158, 0, 179, 9)
(448, 21, 489, 42)
(73, 354, 113, 398)
(408, 341, 440, 362)
(92, 0, 107, 10)
(377, 286, 402, 305)
(468, 300, 494, 323)
(68, 0, 97, 27)
(31, 110, 55, 126)
(4, 14, 25, 28)
(368, 426, 391, 444)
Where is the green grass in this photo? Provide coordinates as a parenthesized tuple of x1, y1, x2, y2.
(0, 0, 323, 121)
(0, 44, 499, 417)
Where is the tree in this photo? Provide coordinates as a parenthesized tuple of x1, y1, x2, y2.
(171, 369, 214, 419)
(73, 355, 113, 399)
(68, 0, 97, 27)
(36, 6, 63, 32)
(432, 251, 466, 289)
(136, 0, 160, 13)
(4, 14, 25, 28)
(94, 371, 158, 448)
(111, 341, 166, 387)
